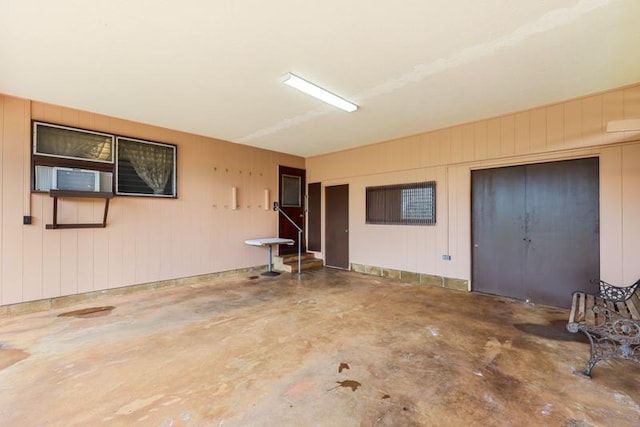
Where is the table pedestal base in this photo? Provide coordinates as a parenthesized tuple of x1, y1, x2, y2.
(261, 271, 280, 277)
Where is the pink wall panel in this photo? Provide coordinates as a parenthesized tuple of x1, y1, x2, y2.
(621, 144, 640, 283)
(499, 115, 515, 156)
(92, 227, 109, 291)
(450, 127, 463, 164)
(77, 230, 95, 294)
(59, 232, 78, 296)
(581, 95, 603, 147)
(546, 104, 564, 149)
(473, 121, 488, 160)
(602, 90, 624, 146)
(461, 124, 475, 163)
(599, 147, 623, 283)
(2, 96, 27, 304)
(529, 108, 546, 152)
(624, 86, 640, 118)
(22, 193, 43, 302)
(514, 112, 530, 155)
(486, 118, 501, 159)
(563, 100, 583, 149)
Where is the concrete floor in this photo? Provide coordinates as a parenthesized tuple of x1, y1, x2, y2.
(0, 269, 639, 426)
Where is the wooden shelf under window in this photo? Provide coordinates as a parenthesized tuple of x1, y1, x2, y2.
(46, 190, 114, 230)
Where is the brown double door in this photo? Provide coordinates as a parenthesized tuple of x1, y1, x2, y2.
(471, 158, 599, 307)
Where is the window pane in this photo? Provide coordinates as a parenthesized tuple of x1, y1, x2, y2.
(402, 186, 434, 222)
(116, 137, 176, 197)
(34, 122, 114, 163)
(282, 175, 301, 207)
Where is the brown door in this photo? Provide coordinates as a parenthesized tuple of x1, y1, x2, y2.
(278, 165, 306, 255)
(326, 184, 349, 269)
(472, 158, 600, 307)
(307, 182, 321, 252)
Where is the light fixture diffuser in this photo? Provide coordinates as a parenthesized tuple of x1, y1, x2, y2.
(282, 73, 358, 112)
(606, 119, 640, 132)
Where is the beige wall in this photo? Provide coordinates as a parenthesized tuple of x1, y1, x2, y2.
(0, 94, 304, 305)
(307, 84, 640, 287)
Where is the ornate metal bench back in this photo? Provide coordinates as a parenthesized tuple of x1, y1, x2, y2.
(594, 278, 640, 302)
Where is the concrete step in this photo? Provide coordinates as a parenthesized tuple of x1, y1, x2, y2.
(273, 253, 324, 273)
(274, 252, 317, 265)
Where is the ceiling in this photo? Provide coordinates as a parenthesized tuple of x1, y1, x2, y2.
(1, 1, 639, 158)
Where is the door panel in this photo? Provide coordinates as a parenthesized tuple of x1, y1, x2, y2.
(326, 184, 349, 269)
(278, 166, 306, 255)
(307, 182, 321, 252)
(472, 165, 526, 298)
(523, 159, 600, 305)
(472, 158, 599, 307)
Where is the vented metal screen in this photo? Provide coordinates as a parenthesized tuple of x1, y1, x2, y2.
(366, 181, 436, 225)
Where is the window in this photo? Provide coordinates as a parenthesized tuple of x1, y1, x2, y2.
(34, 122, 114, 163)
(116, 137, 176, 197)
(281, 174, 301, 207)
(32, 121, 177, 198)
(32, 122, 114, 193)
(366, 181, 436, 225)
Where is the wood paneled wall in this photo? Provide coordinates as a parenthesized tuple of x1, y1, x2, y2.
(0, 95, 304, 305)
(307, 83, 640, 286)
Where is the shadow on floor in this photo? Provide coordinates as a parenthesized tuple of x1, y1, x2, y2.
(513, 319, 587, 342)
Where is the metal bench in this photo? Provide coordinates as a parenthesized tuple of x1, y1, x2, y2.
(566, 278, 640, 377)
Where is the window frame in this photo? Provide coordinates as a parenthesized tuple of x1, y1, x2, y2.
(365, 181, 436, 225)
(281, 174, 302, 207)
(115, 136, 177, 198)
(31, 121, 177, 198)
(33, 121, 115, 164)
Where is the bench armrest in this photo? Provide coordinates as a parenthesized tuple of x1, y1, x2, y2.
(593, 279, 640, 302)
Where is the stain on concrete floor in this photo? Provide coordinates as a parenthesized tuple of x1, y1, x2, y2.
(0, 268, 639, 426)
(57, 306, 116, 318)
(0, 346, 29, 370)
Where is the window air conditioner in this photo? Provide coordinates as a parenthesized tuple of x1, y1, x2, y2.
(51, 167, 101, 192)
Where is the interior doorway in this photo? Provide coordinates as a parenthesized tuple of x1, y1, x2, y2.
(471, 158, 600, 307)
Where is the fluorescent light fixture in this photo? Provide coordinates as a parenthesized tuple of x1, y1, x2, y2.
(282, 73, 358, 112)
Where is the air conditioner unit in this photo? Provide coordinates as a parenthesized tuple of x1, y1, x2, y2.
(51, 167, 101, 192)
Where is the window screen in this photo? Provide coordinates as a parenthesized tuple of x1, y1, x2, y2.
(366, 181, 436, 225)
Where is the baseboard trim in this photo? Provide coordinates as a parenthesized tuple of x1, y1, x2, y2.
(0, 265, 266, 316)
(350, 263, 469, 291)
